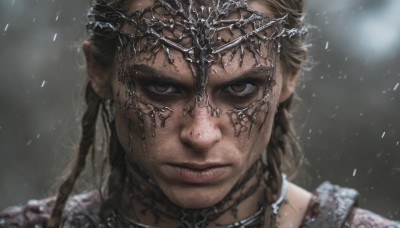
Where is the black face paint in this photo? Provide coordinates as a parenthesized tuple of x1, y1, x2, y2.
(87, 0, 307, 139)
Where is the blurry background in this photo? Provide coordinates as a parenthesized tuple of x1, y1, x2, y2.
(0, 0, 399, 220)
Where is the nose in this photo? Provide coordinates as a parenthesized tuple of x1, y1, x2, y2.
(180, 107, 222, 152)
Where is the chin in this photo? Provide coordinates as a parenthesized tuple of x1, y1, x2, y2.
(162, 184, 231, 209)
(171, 195, 223, 209)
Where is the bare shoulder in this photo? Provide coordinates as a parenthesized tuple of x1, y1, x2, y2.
(275, 182, 312, 228)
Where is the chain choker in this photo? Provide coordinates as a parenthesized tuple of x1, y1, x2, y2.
(105, 174, 288, 228)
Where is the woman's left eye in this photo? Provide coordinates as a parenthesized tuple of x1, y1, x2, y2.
(225, 83, 256, 97)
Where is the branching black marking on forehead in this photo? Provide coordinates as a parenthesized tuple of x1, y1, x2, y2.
(87, 0, 307, 99)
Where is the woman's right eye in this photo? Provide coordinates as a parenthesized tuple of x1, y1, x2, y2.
(147, 83, 179, 96)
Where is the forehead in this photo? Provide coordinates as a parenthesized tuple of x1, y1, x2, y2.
(122, 0, 281, 77)
(127, 0, 272, 15)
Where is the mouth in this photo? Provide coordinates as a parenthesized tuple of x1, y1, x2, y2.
(167, 163, 228, 184)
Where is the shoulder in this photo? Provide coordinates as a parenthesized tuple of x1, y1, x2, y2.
(0, 191, 101, 227)
(0, 195, 55, 227)
(276, 182, 312, 228)
(300, 181, 358, 228)
(300, 181, 400, 228)
(349, 208, 400, 228)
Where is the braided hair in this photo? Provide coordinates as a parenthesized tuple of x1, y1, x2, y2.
(49, 83, 103, 227)
(260, 0, 306, 224)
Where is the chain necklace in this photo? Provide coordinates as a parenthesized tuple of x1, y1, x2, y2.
(105, 174, 288, 228)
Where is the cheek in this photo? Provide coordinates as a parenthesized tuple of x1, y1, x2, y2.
(234, 88, 281, 160)
(113, 104, 170, 180)
(227, 78, 280, 136)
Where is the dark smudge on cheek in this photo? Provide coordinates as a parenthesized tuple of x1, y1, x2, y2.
(119, 91, 174, 140)
(228, 77, 277, 137)
(229, 96, 270, 137)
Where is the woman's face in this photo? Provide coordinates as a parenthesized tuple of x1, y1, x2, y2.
(107, 0, 295, 209)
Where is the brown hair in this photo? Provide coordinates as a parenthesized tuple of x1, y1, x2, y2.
(262, 0, 306, 211)
(48, 0, 307, 226)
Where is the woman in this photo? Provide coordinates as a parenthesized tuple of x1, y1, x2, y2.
(1, 0, 399, 227)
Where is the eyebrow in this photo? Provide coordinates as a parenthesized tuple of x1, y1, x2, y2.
(128, 64, 189, 85)
(128, 64, 274, 86)
(225, 66, 274, 84)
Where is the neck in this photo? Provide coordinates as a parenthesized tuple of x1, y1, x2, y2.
(116, 160, 268, 227)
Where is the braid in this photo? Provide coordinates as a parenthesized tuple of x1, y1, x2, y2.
(261, 1, 305, 207)
(48, 83, 102, 227)
(264, 95, 301, 213)
(99, 121, 127, 224)
(46, 1, 128, 225)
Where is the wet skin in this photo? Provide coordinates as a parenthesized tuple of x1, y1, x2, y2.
(85, 0, 302, 226)
(113, 44, 285, 209)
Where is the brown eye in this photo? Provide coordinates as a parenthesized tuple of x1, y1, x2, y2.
(154, 84, 169, 93)
(230, 83, 247, 93)
(226, 83, 256, 96)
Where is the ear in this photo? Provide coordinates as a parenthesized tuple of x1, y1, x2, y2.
(279, 69, 300, 102)
(82, 41, 113, 99)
